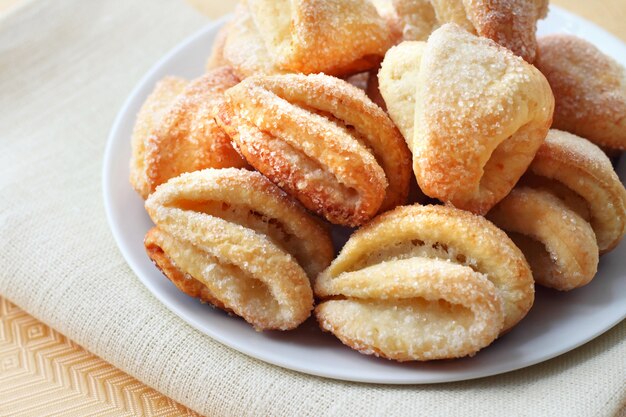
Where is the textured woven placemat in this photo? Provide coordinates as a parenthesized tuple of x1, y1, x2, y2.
(0, 297, 198, 417)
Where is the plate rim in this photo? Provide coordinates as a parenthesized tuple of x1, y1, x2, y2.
(102, 7, 626, 385)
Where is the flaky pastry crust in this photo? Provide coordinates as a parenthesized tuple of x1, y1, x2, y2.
(412, 24, 554, 214)
(535, 34, 626, 151)
(217, 73, 411, 226)
(144, 168, 334, 330)
(315, 204, 534, 361)
(223, 0, 396, 78)
(488, 187, 599, 291)
(130, 67, 247, 199)
(523, 130, 626, 253)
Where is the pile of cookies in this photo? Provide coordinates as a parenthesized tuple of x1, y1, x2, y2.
(129, 0, 626, 362)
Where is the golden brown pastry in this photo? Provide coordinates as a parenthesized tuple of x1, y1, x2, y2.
(488, 187, 599, 291)
(534, 34, 626, 151)
(130, 67, 247, 199)
(489, 130, 626, 290)
(144, 168, 334, 331)
(521, 130, 626, 253)
(380, 25, 554, 214)
(217, 73, 412, 227)
(430, 0, 548, 62)
(315, 204, 535, 361)
(222, 0, 396, 78)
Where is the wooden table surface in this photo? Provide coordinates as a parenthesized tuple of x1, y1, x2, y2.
(0, 1, 624, 416)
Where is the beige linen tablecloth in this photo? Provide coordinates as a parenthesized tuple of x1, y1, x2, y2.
(1, 1, 625, 416)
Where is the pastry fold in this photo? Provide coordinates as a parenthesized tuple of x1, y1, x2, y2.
(217, 73, 411, 226)
(488, 187, 599, 291)
(144, 168, 334, 330)
(316, 257, 504, 361)
(535, 34, 626, 151)
(488, 130, 626, 290)
(315, 204, 534, 361)
(130, 67, 247, 199)
(380, 24, 554, 214)
(522, 130, 626, 253)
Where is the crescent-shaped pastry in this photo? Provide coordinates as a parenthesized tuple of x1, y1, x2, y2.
(430, 0, 548, 62)
(130, 67, 248, 199)
(316, 257, 504, 361)
(488, 187, 599, 291)
(144, 168, 334, 330)
(222, 0, 396, 78)
(316, 205, 534, 346)
(217, 73, 412, 226)
(534, 34, 626, 150)
(522, 130, 626, 253)
(315, 204, 534, 361)
(413, 24, 553, 214)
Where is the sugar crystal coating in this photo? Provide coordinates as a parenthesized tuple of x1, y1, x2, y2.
(412, 24, 554, 214)
(535, 34, 626, 150)
(315, 204, 535, 361)
(217, 73, 411, 226)
(144, 168, 335, 330)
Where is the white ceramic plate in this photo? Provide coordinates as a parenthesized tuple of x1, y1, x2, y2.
(103, 7, 626, 384)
